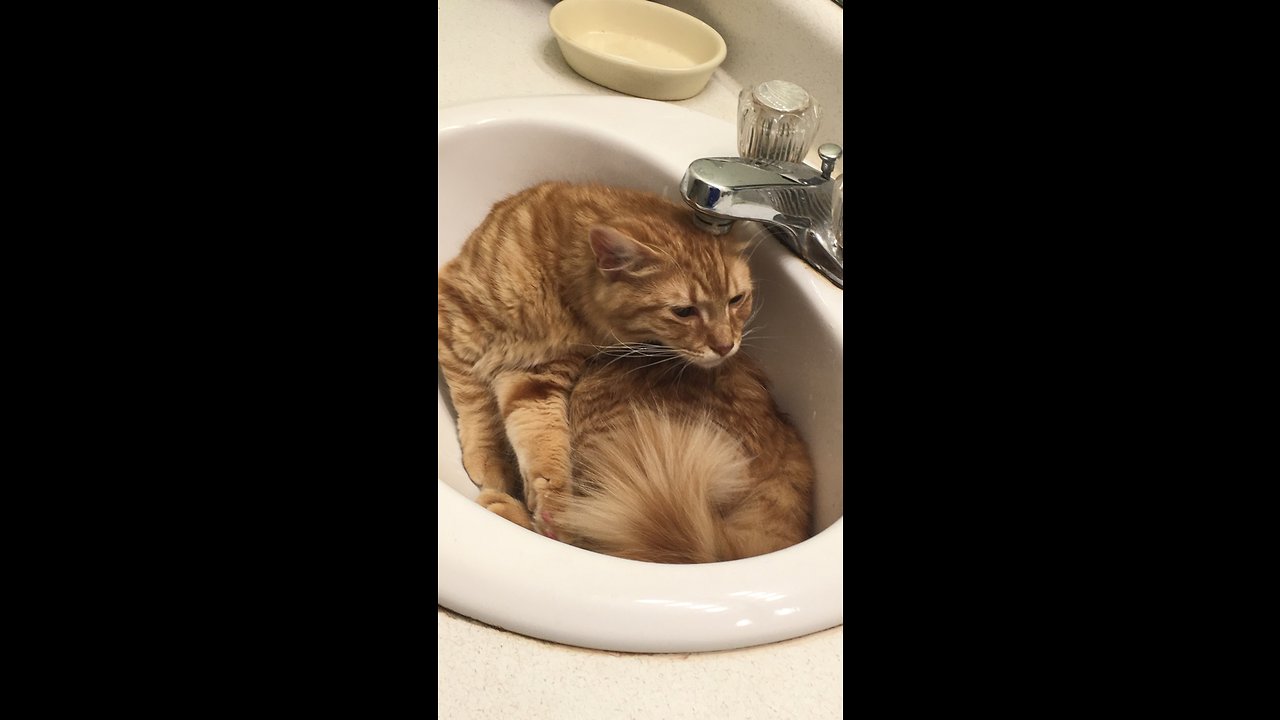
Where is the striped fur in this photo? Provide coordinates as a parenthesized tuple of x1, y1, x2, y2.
(557, 407, 751, 564)
(438, 182, 754, 536)
(557, 351, 815, 563)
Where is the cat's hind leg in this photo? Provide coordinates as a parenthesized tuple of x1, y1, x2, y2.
(476, 489, 534, 530)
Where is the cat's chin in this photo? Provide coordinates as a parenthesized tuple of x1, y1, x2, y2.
(690, 354, 733, 370)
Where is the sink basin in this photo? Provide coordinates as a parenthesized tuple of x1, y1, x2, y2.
(437, 95, 843, 653)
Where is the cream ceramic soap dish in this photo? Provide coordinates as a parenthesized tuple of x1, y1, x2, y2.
(549, 0, 726, 101)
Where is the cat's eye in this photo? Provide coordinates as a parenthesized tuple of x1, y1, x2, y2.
(729, 294, 745, 305)
(672, 306, 697, 318)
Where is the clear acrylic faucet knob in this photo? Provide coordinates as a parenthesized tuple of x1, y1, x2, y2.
(736, 80, 823, 164)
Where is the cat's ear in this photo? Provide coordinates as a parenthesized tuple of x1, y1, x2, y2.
(589, 226, 659, 281)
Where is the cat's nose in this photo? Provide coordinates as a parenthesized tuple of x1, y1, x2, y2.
(711, 343, 734, 357)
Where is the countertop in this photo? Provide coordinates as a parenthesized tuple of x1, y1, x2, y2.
(438, 2, 843, 718)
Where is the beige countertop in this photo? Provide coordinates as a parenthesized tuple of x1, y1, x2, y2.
(438, 0, 741, 123)
(439, 607, 843, 719)
(438, 2, 843, 717)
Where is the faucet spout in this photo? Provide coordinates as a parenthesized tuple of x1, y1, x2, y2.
(680, 150, 843, 289)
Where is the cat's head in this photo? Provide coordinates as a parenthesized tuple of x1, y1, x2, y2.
(588, 216, 753, 369)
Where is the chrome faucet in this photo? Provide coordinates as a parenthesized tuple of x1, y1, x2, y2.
(680, 144, 844, 289)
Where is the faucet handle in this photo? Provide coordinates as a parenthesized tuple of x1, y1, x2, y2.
(737, 80, 823, 164)
(818, 143, 842, 179)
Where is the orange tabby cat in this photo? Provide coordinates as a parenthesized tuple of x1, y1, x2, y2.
(555, 349, 815, 563)
(437, 181, 754, 537)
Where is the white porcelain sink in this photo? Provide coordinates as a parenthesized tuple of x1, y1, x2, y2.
(437, 95, 843, 653)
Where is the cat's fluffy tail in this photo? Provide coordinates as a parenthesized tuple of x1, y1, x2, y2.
(557, 407, 752, 564)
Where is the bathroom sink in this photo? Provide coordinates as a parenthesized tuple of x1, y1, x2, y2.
(437, 95, 843, 653)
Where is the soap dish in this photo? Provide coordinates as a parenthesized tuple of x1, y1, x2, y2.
(549, 0, 727, 101)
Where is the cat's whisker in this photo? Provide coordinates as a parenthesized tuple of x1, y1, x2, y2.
(598, 349, 658, 372)
(599, 347, 671, 360)
(590, 336, 674, 361)
(590, 335, 681, 373)
(657, 356, 690, 381)
(622, 354, 684, 378)
(742, 228, 773, 265)
(597, 333, 671, 354)
(740, 325, 772, 341)
(741, 299, 766, 338)
(737, 316, 773, 348)
(598, 354, 632, 373)
(632, 350, 682, 366)
(598, 345, 663, 356)
(674, 358, 694, 385)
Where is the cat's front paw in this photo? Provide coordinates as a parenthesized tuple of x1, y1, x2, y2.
(476, 489, 533, 530)
(526, 476, 568, 540)
(533, 509, 560, 540)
